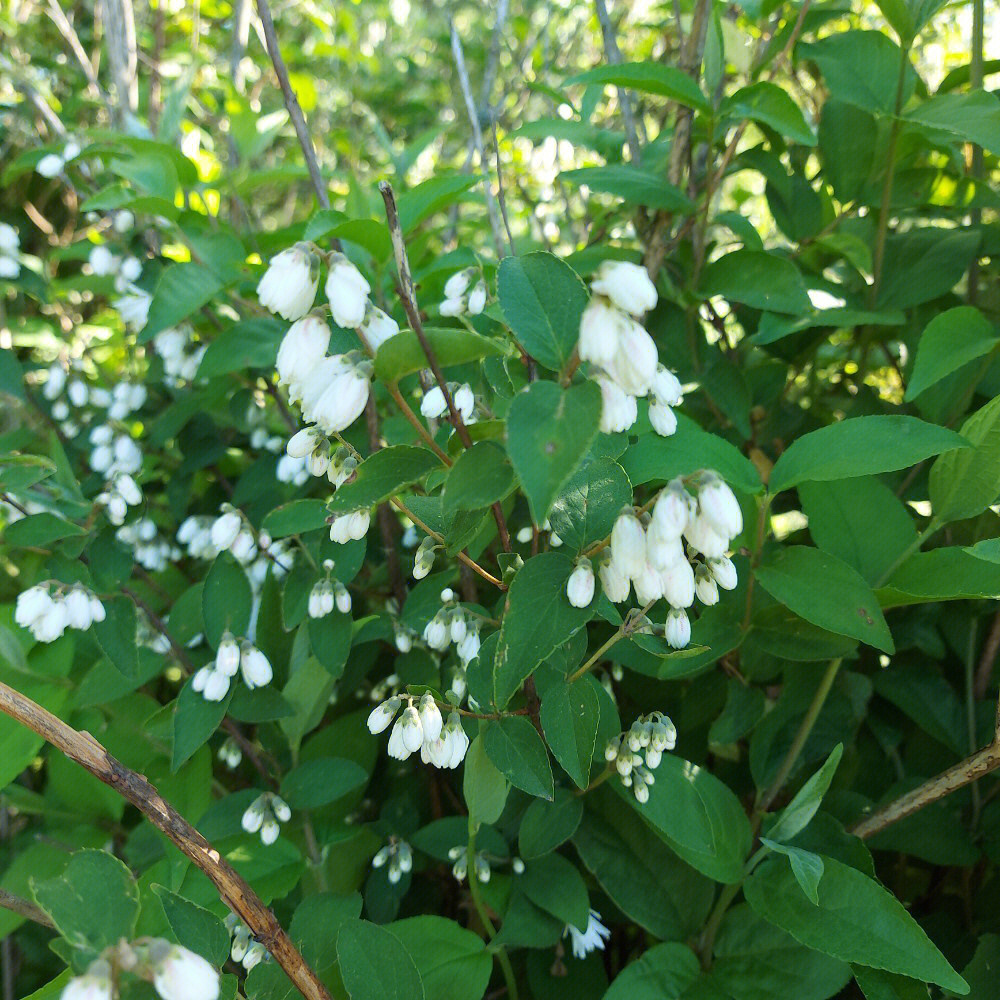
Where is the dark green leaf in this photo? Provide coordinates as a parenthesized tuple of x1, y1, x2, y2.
(202, 551, 253, 647)
(327, 446, 441, 514)
(483, 716, 554, 800)
(141, 262, 225, 341)
(280, 757, 368, 809)
(153, 885, 231, 965)
(540, 679, 600, 789)
(336, 919, 425, 1000)
(374, 328, 504, 383)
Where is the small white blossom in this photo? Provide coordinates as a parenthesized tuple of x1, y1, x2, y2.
(564, 910, 611, 960)
(590, 260, 658, 316)
(567, 559, 595, 608)
(325, 253, 371, 329)
(151, 943, 220, 1000)
(257, 244, 319, 321)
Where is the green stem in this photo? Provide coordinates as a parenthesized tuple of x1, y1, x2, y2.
(566, 600, 656, 683)
(698, 882, 741, 967)
(468, 827, 518, 1000)
(873, 520, 937, 590)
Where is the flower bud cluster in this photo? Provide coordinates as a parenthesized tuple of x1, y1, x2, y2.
(447, 845, 491, 883)
(154, 325, 206, 385)
(97, 472, 143, 526)
(218, 737, 243, 770)
(420, 382, 476, 423)
(15, 583, 105, 643)
(412, 536, 437, 580)
(115, 517, 179, 572)
(308, 559, 352, 618)
(367, 693, 470, 769)
(241, 791, 291, 845)
(329, 508, 371, 544)
(225, 916, 268, 971)
(514, 520, 563, 546)
(577, 260, 684, 436)
(422, 590, 481, 666)
(371, 838, 413, 883)
(286, 426, 358, 485)
(193, 632, 273, 702)
(0, 222, 20, 279)
(36, 138, 81, 179)
(605, 711, 677, 803)
(87, 241, 144, 293)
(439, 268, 487, 317)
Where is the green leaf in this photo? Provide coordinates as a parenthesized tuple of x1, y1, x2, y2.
(336, 919, 425, 1000)
(540, 679, 600, 789)
(483, 716, 554, 800)
(621, 417, 762, 494)
(110, 152, 179, 200)
(767, 744, 843, 843)
(877, 229, 980, 311)
(561, 166, 694, 212)
(327, 446, 441, 514)
(574, 786, 714, 941)
(744, 855, 968, 993)
(307, 611, 353, 676)
(374, 328, 504, 383)
(197, 318, 286, 378)
(906, 307, 998, 401)
(141, 262, 225, 341)
(853, 966, 933, 1000)
(32, 850, 139, 952)
(930, 394, 1000, 523)
(290, 893, 362, 970)
(396, 174, 477, 232)
(879, 548, 1000, 606)
(700, 250, 811, 315)
(549, 458, 632, 551)
(713, 903, 851, 998)
(387, 917, 490, 1000)
(506, 380, 602, 525)
(620, 755, 753, 884)
(306, 218, 392, 261)
(566, 62, 711, 113)
(769, 415, 969, 493)
(497, 252, 588, 372)
(262, 499, 330, 538)
(905, 91, 1000, 156)
(93, 596, 139, 679)
(172, 675, 233, 771)
(441, 441, 514, 511)
(721, 82, 816, 145)
(202, 551, 253, 647)
(153, 885, 231, 965)
(519, 854, 590, 930)
(280, 757, 368, 809)
(519, 790, 583, 859)
(799, 478, 917, 586)
(493, 552, 593, 708)
(4, 512, 86, 547)
(754, 547, 894, 653)
(463, 734, 509, 826)
(602, 942, 701, 1000)
(760, 842, 826, 905)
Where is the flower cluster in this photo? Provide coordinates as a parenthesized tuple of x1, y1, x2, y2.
(422, 589, 481, 666)
(115, 286, 152, 331)
(97, 472, 143, 526)
(439, 268, 487, 316)
(88, 241, 143, 292)
(447, 844, 491, 883)
(371, 839, 414, 883)
(420, 382, 476, 423)
(578, 260, 684, 435)
(605, 711, 677, 803)
(217, 737, 243, 770)
(0, 222, 20, 279)
(329, 509, 371, 545)
(308, 560, 352, 618)
(565, 910, 611, 960)
(225, 916, 268, 971)
(154, 326, 206, 385)
(193, 632, 273, 702)
(36, 138, 81, 179)
(116, 518, 179, 572)
(241, 792, 291, 845)
(367, 693, 470, 769)
(15, 584, 105, 643)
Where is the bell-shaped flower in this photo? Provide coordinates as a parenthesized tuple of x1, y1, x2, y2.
(590, 260, 657, 316)
(325, 253, 370, 329)
(257, 244, 318, 321)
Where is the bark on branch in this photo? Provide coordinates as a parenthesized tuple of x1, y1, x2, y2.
(0, 681, 332, 1000)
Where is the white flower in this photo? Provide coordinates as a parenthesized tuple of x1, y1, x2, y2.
(257, 244, 319, 321)
(607, 318, 658, 396)
(112, 435, 142, 474)
(591, 260, 657, 316)
(32, 601, 69, 643)
(60, 960, 112, 1000)
(210, 511, 242, 551)
(453, 383, 475, 422)
(634, 562, 664, 605)
(119, 256, 143, 282)
(423, 615, 449, 651)
(240, 644, 273, 688)
(334, 583, 351, 613)
(361, 306, 399, 351)
(599, 560, 630, 604)
(709, 556, 738, 591)
(665, 608, 691, 649)
(63, 140, 81, 161)
(155, 327, 189, 360)
(457, 628, 480, 665)
(152, 944, 220, 1000)
(231, 530, 256, 562)
(242, 942, 266, 970)
(329, 509, 370, 544)
(271, 795, 291, 822)
(444, 269, 472, 301)
(37, 153, 64, 178)
(596, 376, 637, 434)
(646, 520, 684, 571)
(89, 245, 116, 276)
(242, 796, 266, 833)
(15, 586, 54, 630)
(684, 512, 729, 560)
(660, 558, 695, 609)
(418, 693, 443, 743)
(306, 366, 370, 435)
(0, 223, 18, 255)
(578, 299, 627, 368)
(325, 253, 370, 329)
(43, 364, 67, 400)
(698, 475, 743, 540)
(64, 588, 93, 630)
(89, 595, 106, 623)
(115, 288, 152, 329)
(0, 257, 19, 279)
(368, 697, 401, 734)
(564, 910, 611, 960)
(467, 280, 487, 315)
(275, 315, 331, 393)
(566, 559, 595, 608)
(694, 565, 719, 606)
(203, 670, 231, 701)
(651, 366, 683, 406)
(114, 210, 134, 232)
(652, 483, 689, 540)
(648, 401, 677, 437)
(115, 473, 142, 506)
(420, 386, 447, 419)
(297, 353, 353, 410)
(610, 510, 646, 580)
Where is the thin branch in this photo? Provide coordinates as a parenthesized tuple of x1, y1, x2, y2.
(593, 0, 644, 163)
(45, 0, 110, 110)
(379, 181, 512, 552)
(567, 602, 656, 683)
(449, 19, 511, 258)
(0, 681, 332, 1000)
(255, 0, 330, 208)
(975, 607, 1000, 700)
(0, 889, 54, 930)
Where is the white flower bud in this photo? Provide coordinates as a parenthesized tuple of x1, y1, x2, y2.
(334, 582, 352, 614)
(372, 846, 391, 868)
(648, 401, 677, 437)
(271, 795, 291, 822)
(694, 566, 719, 606)
(242, 942, 266, 970)
(210, 511, 241, 551)
(652, 482, 690, 541)
(89, 245, 116, 276)
(423, 615, 449, 651)
(152, 944, 220, 1000)
(120, 256, 143, 282)
(709, 556, 738, 591)
(645, 747, 662, 769)
(0, 223, 18, 255)
(325, 253, 371, 329)
(610, 510, 646, 579)
(651, 366, 683, 406)
(646, 519, 685, 571)
(360, 306, 400, 352)
(420, 386, 447, 419)
(660, 558, 695, 609)
(37, 153, 64, 178)
(15, 586, 54, 629)
(607, 318, 658, 396)
(115, 474, 142, 506)
(684, 512, 729, 559)
(330, 509, 370, 544)
(305, 366, 371, 435)
(257, 244, 319, 321)
(60, 960, 113, 1000)
(579, 299, 627, 368)
(64, 587, 94, 630)
(240, 644, 273, 688)
(590, 260, 658, 316)
(444, 269, 473, 300)
(596, 376, 638, 434)
(598, 560, 630, 604)
(467, 281, 487, 315)
(32, 600, 69, 643)
(419, 693, 443, 743)
(633, 562, 663, 605)
(242, 796, 266, 833)
(215, 635, 241, 676)
(261, 817, 281, 845)
(230, 530, 257, 563)
(665, 608, 691, 649)
(566, 559, 595, 608)
(368, 697, 401, 735)
(203, 670, 231, 702)
(453, 384, 475, 421)
(276, 316, 331, 392)
(698, 475, 743, 540)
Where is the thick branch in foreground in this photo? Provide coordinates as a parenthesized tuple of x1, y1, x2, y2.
(851, 741, 1000, 840)
(0, 681, 332, 1000)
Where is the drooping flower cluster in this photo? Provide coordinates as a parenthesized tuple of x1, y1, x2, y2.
(308, 560, 352, 618)
(241, 792, 291, 845)
(96, 472, 143, 526)
(565, 910, 611, 960)
(565, 472, 741, 648)
(225, 916, 268, 971)
(218, 737, 243, 770)
(154, 326, 206, 385)
(176, 510, 293, 588)
(422, 589, 481, 667)
(193, 632, 273, 702)
(578, 260, 685, 436)
(0, 223, 20, 279)
(367, 693, 470, 769)
(116, 517, 179, 572)
(16, 584, 105, 642)
(439, 268, 487, 317)
(447, 844, 491, 883)
(605, 711, 677, 803)
(371, 838, 414, 883)
(420, 381, 476, 423)
(514, 520, 563, 547)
